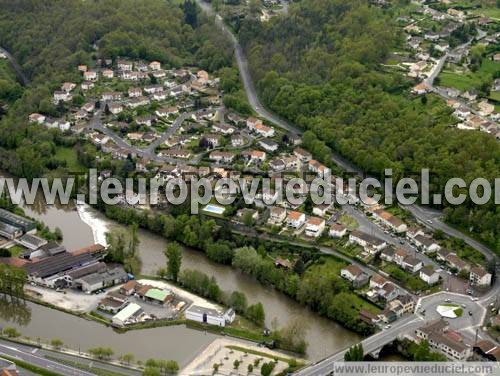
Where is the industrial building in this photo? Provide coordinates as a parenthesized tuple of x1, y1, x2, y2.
(185, 305, 235, 327)
(0, 208, 36, 233)
(112, 303, 144, 327)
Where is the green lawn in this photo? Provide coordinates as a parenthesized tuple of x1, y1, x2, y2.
(438, 59, 500, 92)
(54, 147, 85, 172)
(338, 214, 358, 230)
(489, 91, 500, 102)
(8, 245, 24, 257)
(470, 6, 500, 19)
(382, 263, 429, 293)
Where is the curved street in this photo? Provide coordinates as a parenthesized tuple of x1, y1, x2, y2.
(194, 0, 496, 262)
(0, 46, 29, 86)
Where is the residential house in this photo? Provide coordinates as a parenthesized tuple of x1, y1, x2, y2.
(81, 81, 94, 91)
(254, 123, 275, 138)
(204, 134, 220, 147)
(61, 82, 76, 92)
(29, 113, 46, 124)
(209, 151, 235, 164)
(127, 96, 150, 108)
(394, 248, 408, 266)
(286, 211, 306, 229)
(268, 207, 286, 225)
(117, 60, 133, 71)
(53, 91, 72, 103)
(370, 274, 388, 290)
(128, 87, 142, 98)
(412, 82, 430, 95)
(413, 234, 440, 253)
(473, 340, 500, 361)
(102, 69, 114, 79)
(308, 160, 330, 177)
(102, 92, 122, 101)
(312, 204, 331, 217)
(420, 265, 440, 285)
(83, 70, 97, 81)
(149, 61, 161, 70)
(392, 295, 415, 314)
(293, 147, 312, 162)
(305, 216, 326, 238)
(446, 253, 470, 272)
(402, 255, 423, 273)
(158, 149, 191, 159)
(170, 85, 190, 97)
(144, 85, 163, 94)
(340, 265, 370, 288)
(231, 134, 245, 147)
(359, 309, 379, 326)
(156, 106, 178, 117)
(107, 102, 123, 115)
(378, 282, 399, 302)
(436, 248, 452, 262)
(372, 209, 407, 233)
(415, 319, 472, 360)
(213, 123, 236, 135)
(236, 208, 259, 222)
(136, 115, 156, 127)
(349, 230, 387, 254)
(469, 266, 492, 287)
(378, 308, 398, 323)
(244, 150, 266, 163)
(258, 139, 279, 152)
(329, 223, 347, 238)
(82, 102, 95, 113)
(380, 247, 396, 263)
(478, 100, 494, 116)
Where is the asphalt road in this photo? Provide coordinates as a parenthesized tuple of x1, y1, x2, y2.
(0, 340, 95, 376)
(0, 47, 29, 86)
(194, 0, 495, 263)
(86, 107, 218, 165)
(297, 290, 494, 376)
(0, 338, 142, 376)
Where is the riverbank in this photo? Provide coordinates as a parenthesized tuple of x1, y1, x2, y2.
(24, 278, 269, 348)
(0, 183, 362, 362)
(181, 338, 304, 375)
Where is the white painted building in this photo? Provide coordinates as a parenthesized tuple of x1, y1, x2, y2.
(185, 305, 228, 327)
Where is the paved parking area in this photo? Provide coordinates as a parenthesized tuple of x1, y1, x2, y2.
(25, 286, 105, 312)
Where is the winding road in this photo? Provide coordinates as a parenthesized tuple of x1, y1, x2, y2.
(0, 47, 29, 86)
(194, 0, 496, 262)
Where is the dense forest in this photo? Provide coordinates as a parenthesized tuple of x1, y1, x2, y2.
(239, 0, 500, 252)
(0, 0, 232, 179)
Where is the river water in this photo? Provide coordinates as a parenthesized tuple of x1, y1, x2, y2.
(0, 173, 360, 362)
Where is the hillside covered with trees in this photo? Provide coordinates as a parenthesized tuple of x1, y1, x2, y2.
(0, 0, 232, 179)
(239, 0, 500, 251)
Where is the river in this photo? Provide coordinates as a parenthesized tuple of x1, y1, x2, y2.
(0, 173, 361, 362)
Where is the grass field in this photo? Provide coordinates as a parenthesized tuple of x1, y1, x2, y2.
(489, 91, 500, 102)
(438, 59, 500, 92)
(54, 147, 85, 172)
(470, 6, 500, 18)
